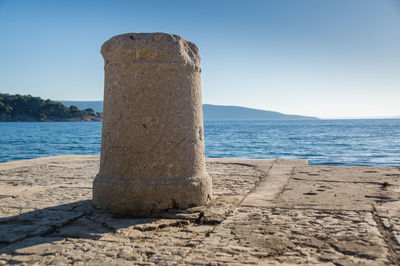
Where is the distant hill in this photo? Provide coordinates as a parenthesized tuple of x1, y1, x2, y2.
(0, 94, 101, 122)
(203, 104, 318, 120)
(61, 101, 318, 120)
(61, 101, 103, 113)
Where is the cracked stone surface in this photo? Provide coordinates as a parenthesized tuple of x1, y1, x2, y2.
(0, 155, 399, 265)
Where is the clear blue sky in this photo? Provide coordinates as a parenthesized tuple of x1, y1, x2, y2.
(0, 0, 399, 118)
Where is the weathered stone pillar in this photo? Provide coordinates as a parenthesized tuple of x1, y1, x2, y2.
(93, 33, 212, 216)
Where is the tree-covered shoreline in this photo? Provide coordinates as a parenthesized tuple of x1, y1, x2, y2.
(0, 93, 102, 122)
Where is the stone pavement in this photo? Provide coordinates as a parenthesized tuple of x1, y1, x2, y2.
(0, 155, 399, 265)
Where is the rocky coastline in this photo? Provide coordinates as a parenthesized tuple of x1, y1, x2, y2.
(0, 114, 101, 122)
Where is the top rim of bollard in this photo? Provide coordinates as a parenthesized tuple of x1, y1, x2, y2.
(101, 32, 201, 68)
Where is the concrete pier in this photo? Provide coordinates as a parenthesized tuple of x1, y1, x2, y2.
(93, 33, 212, 215)
(1, 156, 400, 264)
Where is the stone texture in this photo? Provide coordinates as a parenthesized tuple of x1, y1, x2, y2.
(93, 33, 212, 215)
(1, 155, 400, 265)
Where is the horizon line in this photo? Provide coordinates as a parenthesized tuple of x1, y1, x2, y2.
(58, 100, 399, 120)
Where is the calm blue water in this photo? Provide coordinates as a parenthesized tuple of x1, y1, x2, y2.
(0, 119, 399, 166)
(204, 119, 400, 166)
(0, 122, 102, 163)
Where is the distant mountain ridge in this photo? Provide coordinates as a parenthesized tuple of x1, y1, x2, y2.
(203, 104, 318, 120)
(61, 101, 103, 114)
(61, 101, 319, 120)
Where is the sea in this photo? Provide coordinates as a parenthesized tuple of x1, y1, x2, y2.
(0, 119, 399, 166)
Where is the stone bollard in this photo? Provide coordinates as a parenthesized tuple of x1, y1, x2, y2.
(93, 33, 212, 216)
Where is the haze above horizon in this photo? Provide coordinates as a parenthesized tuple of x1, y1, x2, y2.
(0, 0, 399, 119)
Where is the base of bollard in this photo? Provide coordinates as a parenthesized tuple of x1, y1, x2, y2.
(92, 173, 212, 216)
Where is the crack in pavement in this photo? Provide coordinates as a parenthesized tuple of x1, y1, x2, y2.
(176, 161, 276, 264)
(372, 205, 400, 265)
